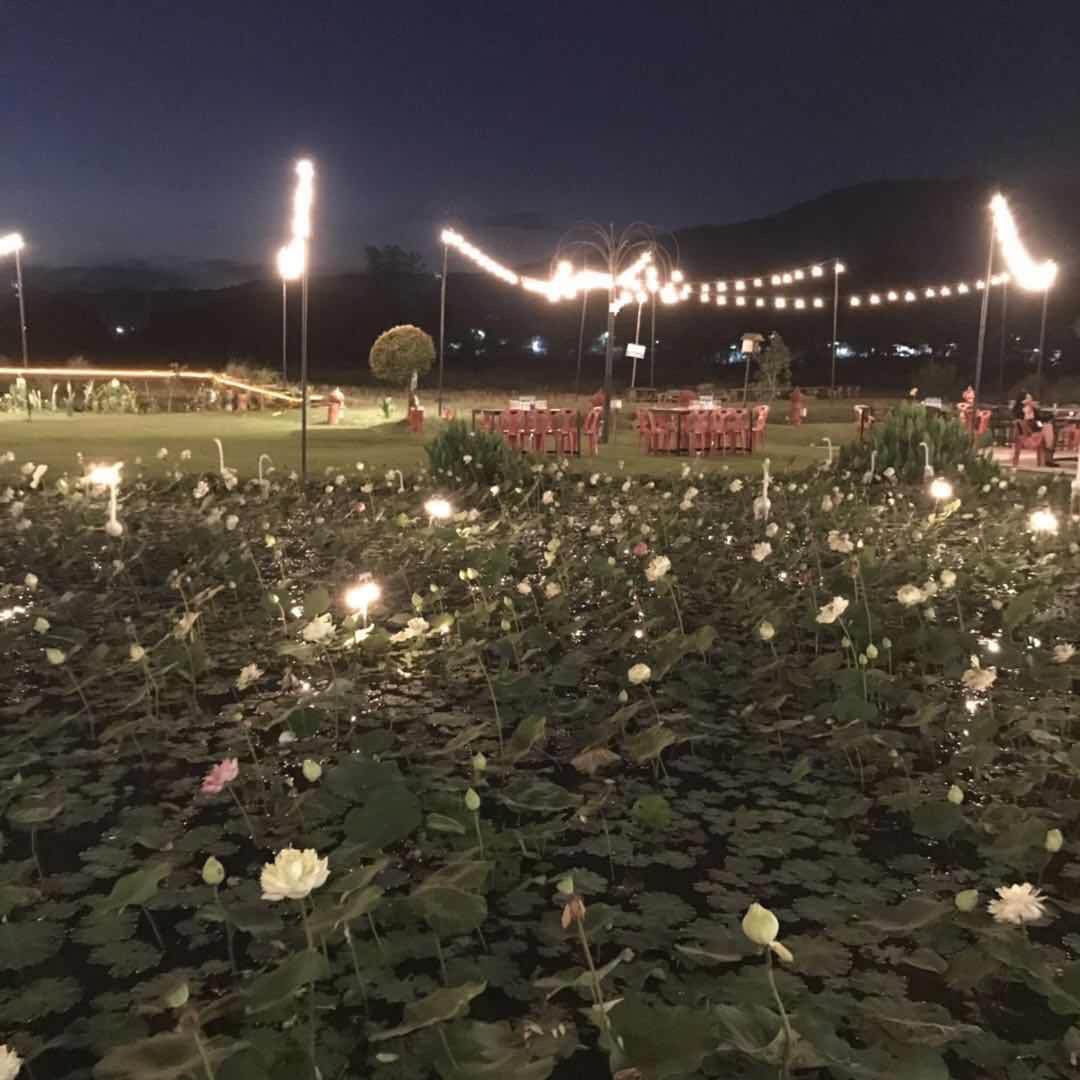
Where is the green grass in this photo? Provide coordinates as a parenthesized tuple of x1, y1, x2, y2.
(0, 402, 858, 479)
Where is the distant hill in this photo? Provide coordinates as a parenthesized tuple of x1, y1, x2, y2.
(674, 178, 1080, 285)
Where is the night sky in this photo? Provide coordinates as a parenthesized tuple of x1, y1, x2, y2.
(6, 0, 1079, 273)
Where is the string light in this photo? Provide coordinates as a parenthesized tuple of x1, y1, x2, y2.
(991, 194, 1058, 292)
(442, 229, 520, 285)
(848, 275, 1008, 308)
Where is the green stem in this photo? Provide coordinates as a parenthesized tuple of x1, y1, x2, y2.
(299, 898, 314, 952)
(192, 1028, 217, 1080)
(67, 669, 95, 740)
(437, 1025, 460, 1070)
(476, 648, 504, 757)
(472, 812, 486, 858)
(344, 924, 369, 1014)
(765, 948, 793, 1080)
(433, 929, 448, 985)
(228, 784, 258, 843)
(29, 828, 43, 882)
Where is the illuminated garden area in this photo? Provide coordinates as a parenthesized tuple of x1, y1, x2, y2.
(3, 410, 1080, 1079)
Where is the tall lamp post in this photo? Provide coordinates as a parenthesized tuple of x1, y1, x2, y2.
(277, 159, 315, 484)
(436, 234, 449, 418)
(972, 215, 996, 406)
(0, 233, 29, 367)
(1036, 283, 1051, 385)
(277, 245, 303, 383)
(828, 259, 844, 390)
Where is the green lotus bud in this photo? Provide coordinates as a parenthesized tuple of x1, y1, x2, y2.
(556, 875, 575, 896)
(865, 643, 879, 660)
(302, 758, 322, 783)
(471, 752, 487, 773)
(201, 856, 225, 886)
(464, 787, 481, 812)
(947, 784, 964, 805)
(955, 889, 979, 912)
(617, 690, 628, 704)
(163, 982, 189, 1009)
(881, 637, 892, 650)
(1046, 828, 1064, 853)
(741, 902, 780, 946)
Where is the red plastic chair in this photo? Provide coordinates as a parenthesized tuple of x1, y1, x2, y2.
(1012, 420, 1046, 467)
(648, 410, 675, 453)
(583, 407, 604, 455)
(636, 409, 652, 452)
(503, 410, 525, 451)
(727, 409, 750, 453)
(973, 409, 991, 439)
(686, 410, 712, 454)
(551, 409, 578, 454)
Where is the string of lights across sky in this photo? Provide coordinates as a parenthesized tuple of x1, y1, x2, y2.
(439, 194, 1058, 315)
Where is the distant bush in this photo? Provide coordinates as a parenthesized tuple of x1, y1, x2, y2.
(425, 419, 528, 490)
(840, 401, 997, 485)
(370, 325, 435, 388)
(1051, 376, 1080, 403)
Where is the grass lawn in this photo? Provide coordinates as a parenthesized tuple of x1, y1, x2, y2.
(0, 401, 858, 479)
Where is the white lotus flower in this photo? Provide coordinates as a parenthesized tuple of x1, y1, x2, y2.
(225, 514, 239, 531)
(765, 522, 779, 538)
(896, 584, 925, 607)
(542, 490, 555, 505)
(827, 530, 854, 554)
(0, 1043, 22, 1080)
(180, 449, 192, 461)
(939, 569, 957, 589)
(758, 621, 775, 641)
(728, 479, 743, 494)
(627, 663, 651, 685)
(1053, 643, 1076, 664)
(544, 581, 561, 599)
(174, 611, 200, 640)
(645, 555, 671, 582)
(129, 644, 146, 662)
(390, 616, 429, 643)
(33, 617, 49, 634)
(260, 847, 330, 901)
(516, 580, 532, 595)
(987, 883, 1047, 926)
(816, 596, 849, 624)
(302, 613, 334, 643)
(236, 663, 264, 691)
(751, 542, 772, 562)
(24, 573, 38, 591)
(961, 659, 996, 691)
(820, 495, 834, 512)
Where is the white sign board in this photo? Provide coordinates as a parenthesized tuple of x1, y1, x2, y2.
(625, 343, 646, 360)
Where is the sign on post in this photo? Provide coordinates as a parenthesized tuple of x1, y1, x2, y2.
(625, 343, 646, 360)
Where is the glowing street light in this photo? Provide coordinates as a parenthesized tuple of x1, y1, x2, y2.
(277, 243, 304, 385)
(345, 578, 382, 626)
(276, 159, 315, 483)
(0, 232, 29, 369)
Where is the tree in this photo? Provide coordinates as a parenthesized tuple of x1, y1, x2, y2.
(753, 332, 793, 402)
(369, 324, 435, 390)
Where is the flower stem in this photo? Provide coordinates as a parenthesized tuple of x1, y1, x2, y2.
(472, 812, 486, 858)
(765, 948, 793, 1080)
(299, 898, 314, 951)
(228, 784, 258, 843)
(192, 1028, 217, 1080)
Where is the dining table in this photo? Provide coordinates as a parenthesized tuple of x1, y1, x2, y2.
(647, 407, 694, 454)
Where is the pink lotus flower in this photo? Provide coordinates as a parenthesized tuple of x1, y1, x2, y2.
(201, 757, 239, 795)
(632, 542, 649, 557)
(355, 501, 367, 513)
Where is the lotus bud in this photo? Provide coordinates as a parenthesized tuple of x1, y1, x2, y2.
(1046, 829, 1064, 853)
(947, 785, 964, 805)
(741, 902, 780, 946)
(471, 752, 487, 773)
(163, 982, 190, 1009)
(556, 875, 575, 896)
(302, 759, 322, 783)
(954, 889, 979, 912)
(45, 647, 66, 666)
(464, 787, 481, 812)
(202, 856, 225, 886)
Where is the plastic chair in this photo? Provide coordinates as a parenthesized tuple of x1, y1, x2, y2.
(648, 410, 675, 454)
(583, 407, 604, 455)
(973, 409, 991, 438)
(1012, 420, 1046, 467)
(636, 409, 652, 453)
(550, 409, 578, 454)
(503, 410, 525, 451)
(727, 409, 750, 453)
(687, 410, 712, 454)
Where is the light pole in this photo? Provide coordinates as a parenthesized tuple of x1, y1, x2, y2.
(829, 259, 843, 391)
(574, 255, 588, 400)
(1036, 284, 1050, 385)
(277, 245, 303, 383)
(997, 278, 1008, 394)
(437, 236, 448, 418)
(973, 213, 996, 406)
(0, 233, 29, 367)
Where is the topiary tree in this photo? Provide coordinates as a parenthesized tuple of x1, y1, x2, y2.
(369, 325, 435, 393)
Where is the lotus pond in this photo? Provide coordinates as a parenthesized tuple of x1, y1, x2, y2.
(3, 449, 1080, 1080)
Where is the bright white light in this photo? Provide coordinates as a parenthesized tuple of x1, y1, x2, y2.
(114, 326, 125, 335)
(869, 294, 881, 305)
(957, 283, 969, 294)
(929, 478, 953, 500)
(782, 273, 792, 284)
(1029, 509, 1059, 534)
(850, 296, 862, 307)
(346, 579, 382, 616)
(794, 298, 805, 309)
(794, 269, 804, 281)
(753, 277, 763, 288)
(940, 286, 952, 297)
(755, 297, 765, 308)
(925, 288, 936, 298)
(835, 262, 846, 274)
(278, 243, 305, 280)
(734, 279, 745, 291)
(813, 298, 824, 308)
(88, 464, 121, 487)
(424, 497, 453, 520)
(671, 269, 684, 284)
(0, 233, 24, 257)
(904, 290, 916, 302)
(735, 296, 746, 307)
(775, 297, 786, 309)
(991, 194, 1058, 292)
(887, 291, 898, 301)
(811, 265, 823, 277)
(770, 274, 781, 286)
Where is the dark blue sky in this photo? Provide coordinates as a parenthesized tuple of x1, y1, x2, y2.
(4, 0, 1078, 271)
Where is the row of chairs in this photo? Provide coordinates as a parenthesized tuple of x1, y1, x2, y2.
(479, 407, 604, 456)
(638, 406, 769, 454)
